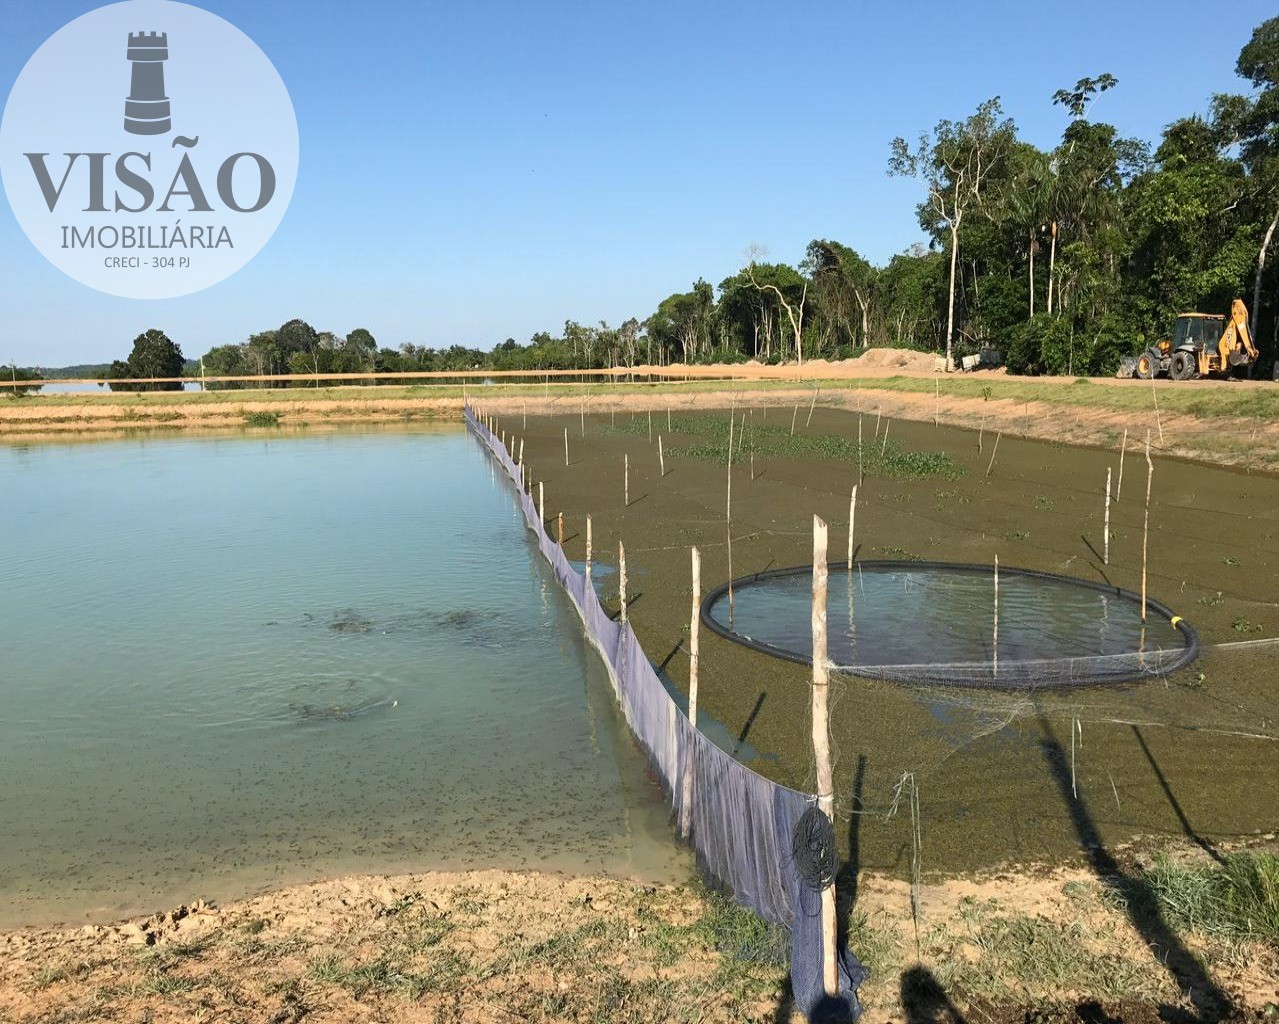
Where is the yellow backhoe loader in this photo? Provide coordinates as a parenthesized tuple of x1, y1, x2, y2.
(1128, 299, 1258, 380)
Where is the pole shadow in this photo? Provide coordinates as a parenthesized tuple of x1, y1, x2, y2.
(731, 692, 767, 756)
(835, 755, 867, 949)
(1131, 725, 1225, 865)
(1035, 713, 1233, 1021)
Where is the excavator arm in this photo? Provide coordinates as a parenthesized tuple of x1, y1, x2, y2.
(1218, 298, 1258, 367)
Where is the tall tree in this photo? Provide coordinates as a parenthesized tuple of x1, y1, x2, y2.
(889, 98, 1016, 368)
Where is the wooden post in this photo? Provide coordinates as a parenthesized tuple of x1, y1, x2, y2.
(680, 547, 701, 838)
(880, 419, 891, 459)
(1116, 428, 1127, 502)
(667, 405, 672, 431)
(619, 541, 628, 623)
(848, 484, 858, 564)
(1103, 468, 1112, 565)
(564, 427, 569, 467)
(858, 415, 864, 484)
(523, 400, 527, 429)
(979, 412, 985, 452)
(581, 400, 585, 436)
(934, 377, 939, 428)
(875, 406, 882, 438)
(659, 435, 666, 477)
(648, 410, 653, 442)
(985, 431, 1002, 479)
(805, 387, 819, 428)
(1142, 432, 1153, 621)
(791, 403, 799, 436)
(624, 454, 629, 507)
(727, 410, 735, 622)
(586, 515, 593, 588)
(557, 511, 564, 546)
(1151, 381, 1164, 445)
(810, 515, 838, 999)
(538, 481, 544, 525)
(993, 554, 1000, 678)
(518, 438, 524, 465)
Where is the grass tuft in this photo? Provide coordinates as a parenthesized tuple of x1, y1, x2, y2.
(1142, 851, 1279, 946)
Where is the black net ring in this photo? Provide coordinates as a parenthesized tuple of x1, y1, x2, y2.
(792, 806, 838, 890)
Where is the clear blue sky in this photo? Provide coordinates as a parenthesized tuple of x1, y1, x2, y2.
(1, 0, 1271, 366)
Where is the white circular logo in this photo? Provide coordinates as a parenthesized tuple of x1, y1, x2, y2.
(0, 0, 298, 299)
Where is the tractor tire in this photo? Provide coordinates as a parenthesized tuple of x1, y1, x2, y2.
(1169, 350, 1198, 380)
(1134, 348, 1159, 380)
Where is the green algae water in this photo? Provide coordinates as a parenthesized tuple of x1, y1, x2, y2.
(0, 427, 683, 927)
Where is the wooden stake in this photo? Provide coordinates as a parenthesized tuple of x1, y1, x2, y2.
(564, 427, 569, 467)
(659, 435, 666, 477)
(1103, 467, 1112, 566)
(1151, 381, 1164, 444)
(875, 406, 882, 438)
(810, 514, 838, 999)
(581, 400, 585, 436)
(858, 415, 864, 484)
(934, 377, 939, 427)
(680, 547, 701, 838)
(586, 514, 593, 588)
(791, 403, 799, 436)
(648, 410, 652, 442)
(538, 481, 544, 525)
(517, 438, 524, 465)
(805, 387, 819, 428)
(619, 541, 628, 623)
(667, 405, 672, 431)
(523, 400, 526, 429)
(727, 410, 735, 622)
(993, 554, 1000, 678)
(880, 419, 891, 459)
(985, 431, 1002, 479)
(1116, 428, 1127, 502)
(557, 511, 564, 546)
(848, 484, 858, 564)
(624, 453, 629, 507)
(1142, 432, 1153, 621)
(978, 413, 985, 452)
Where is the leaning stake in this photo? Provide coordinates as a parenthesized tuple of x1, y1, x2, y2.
(1141, 432, 1153, 620)
(848, 484, 858, 565)
(680, 547, 701, 838)
(618, 541, 628, 623)
(811, 515, 838, 999)
(1116, 428, 1127, 502)
(659, 435, 666, 477)
(985, 431, 1002, 480)
(1103, 467, 1112, 565)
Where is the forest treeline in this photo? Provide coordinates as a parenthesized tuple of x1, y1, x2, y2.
(58, 17, 1279, 389)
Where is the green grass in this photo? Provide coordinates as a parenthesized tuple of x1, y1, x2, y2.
(1141, 852, 1279, 946)
(243, 410, 281, 427)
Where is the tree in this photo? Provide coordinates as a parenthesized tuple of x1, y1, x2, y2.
(743, 246, 809, 363)
(107, 329, 185, 391)
(804, 240, 878, 350)
(889, 98, 1016, 368)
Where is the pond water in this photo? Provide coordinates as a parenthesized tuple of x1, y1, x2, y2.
(705, 563, 1192, 687)
(0, 427, 683, 928)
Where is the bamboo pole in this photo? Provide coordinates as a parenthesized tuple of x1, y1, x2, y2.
(564, 428, 569, 466)
(985, 431, 1002, 479)
(624, 454, 629, 507)
(805, 387, 819, 428)
(848, 484, 858, 564)
(1103, 467, 1112, 565)
(619, 541, 628, 623)
(680, 547, 701, 838)
(880, 419, 891, 459)
(858, 415, 864, 484)
(1151, 382, 1164, 444)
(659, 435, 666, 477)
(1116, 428, 1127, 502)
(1142, 432, 1153, 620)
(727, 410, 735, 622)
(810, 515, 838, 999)
(993, 554, 1000, 678)
(586, 515, 593, 588)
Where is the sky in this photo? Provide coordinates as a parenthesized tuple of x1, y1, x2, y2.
(0, 0, 1272, 366)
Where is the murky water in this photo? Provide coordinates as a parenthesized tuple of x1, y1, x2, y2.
(706, 564, 1189, 684)
(0, 427, 683, 928)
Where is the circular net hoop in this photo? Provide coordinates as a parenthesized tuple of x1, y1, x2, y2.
(701, 560, 1199, 691)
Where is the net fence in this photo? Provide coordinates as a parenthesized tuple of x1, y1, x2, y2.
(465, 407, 866, 1020)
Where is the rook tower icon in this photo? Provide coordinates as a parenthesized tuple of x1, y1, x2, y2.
(124, 32, 171, 136)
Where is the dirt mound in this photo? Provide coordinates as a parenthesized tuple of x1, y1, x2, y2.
(856, 348, 938, 371)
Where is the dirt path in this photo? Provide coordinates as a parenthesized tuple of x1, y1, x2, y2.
(2, 855, 1272, 1023)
